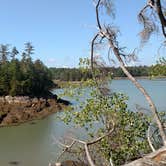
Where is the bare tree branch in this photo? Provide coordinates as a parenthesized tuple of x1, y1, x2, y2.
(87, 121, 114, 145)
(147, 124, 156, 152)
(91, 33, 100, 70)
(55, 139, 76, 162)
(84, 143, 95, 166)
(69, 122, 114, 165)
(139, 0, 166, 40)
(96, 0, 102, 30)
(56, 122, 114, 166)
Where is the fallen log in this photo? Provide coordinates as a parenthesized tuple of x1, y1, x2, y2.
(124, 146, 166, 166)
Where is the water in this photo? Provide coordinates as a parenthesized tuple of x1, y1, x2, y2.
(0, 79, 165, 166)
(111, 79, 166, 112)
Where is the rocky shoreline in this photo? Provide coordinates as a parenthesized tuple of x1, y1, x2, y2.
(0, 94, 70, 127)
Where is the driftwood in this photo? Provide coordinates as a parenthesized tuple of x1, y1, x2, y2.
(124, 146, 166, 166)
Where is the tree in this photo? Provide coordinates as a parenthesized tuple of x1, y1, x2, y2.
(0, 44, 10, 63)
(24, 42, 34, 59)
(150, 57, 166, 77)
(0, 62, 11, 95)
(11, 47, 19, 60)
(9, 59, 22, 96)
(89, 0, 166, 145)
(32, 59, 54, 96)
(59, 83, 151, 165)
(56, 1, 166, 166)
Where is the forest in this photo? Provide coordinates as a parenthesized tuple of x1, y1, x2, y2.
(50, 63, 166, 81)
(0, 43, 54, 97)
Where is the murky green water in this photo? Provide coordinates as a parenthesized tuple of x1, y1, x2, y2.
(0, 79, 165, 166)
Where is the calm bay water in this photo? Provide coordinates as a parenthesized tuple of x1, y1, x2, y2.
(0, 79, 165, 166)
(110, 79, 166, 112)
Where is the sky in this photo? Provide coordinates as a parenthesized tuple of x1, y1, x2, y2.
(0, 0, 165, 68)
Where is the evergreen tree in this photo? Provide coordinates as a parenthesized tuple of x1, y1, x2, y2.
(0, 43, 55, 97)
(0, 44, 10, 63)
(11, 47, 19, 60)
(24, 42, 34, 59)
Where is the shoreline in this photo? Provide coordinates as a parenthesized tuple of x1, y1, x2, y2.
(53, 76, 166, 88)
(0, 95, 70, 127)
(113, 76, 166, 80)
(0, 107, 64, 128)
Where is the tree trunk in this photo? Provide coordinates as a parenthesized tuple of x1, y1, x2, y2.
(108, 39, 166, 146)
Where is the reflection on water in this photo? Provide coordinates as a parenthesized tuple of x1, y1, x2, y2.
(0, 79, 165, 166)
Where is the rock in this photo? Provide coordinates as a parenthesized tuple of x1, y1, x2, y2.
(0, 97, 5, 102)
(0, 95, 69, 126)
(0, 113, 7, 123)
(32, 97, 38, 104)
(5, 96, 14, 104)
(3, 114, 18, 125)
(57, 98, 71, 105)
(8, 161, 20, 165)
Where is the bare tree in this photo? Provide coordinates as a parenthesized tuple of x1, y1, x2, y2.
(90, 0, 166, 146)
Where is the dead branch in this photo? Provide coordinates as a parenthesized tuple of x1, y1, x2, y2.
(91, 33, 100, 70)
(147, 124, 156, 152)
(139, 0, 166, 39)
(69, 123, 114, 166)
(84, 143, 95, 166)
(87, 121, 114, 145)
(56, 122, 114, 166)
(96, 0, 102, 30)
(56, 140, 76, 162)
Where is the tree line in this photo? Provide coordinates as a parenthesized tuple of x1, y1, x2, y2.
(150, 57, 166, 77)
(50, 64, 166, 81)
(0, 43, 54, 97)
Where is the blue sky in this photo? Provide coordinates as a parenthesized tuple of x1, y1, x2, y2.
(0, 0, 164, 67)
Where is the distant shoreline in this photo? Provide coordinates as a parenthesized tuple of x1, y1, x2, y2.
(53, 76, 166, 88)
(113, 76, 166, 80)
